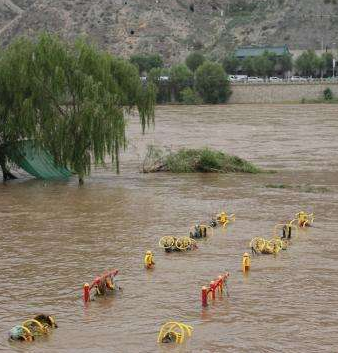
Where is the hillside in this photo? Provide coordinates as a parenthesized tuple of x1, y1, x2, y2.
(0, 0, 338, 63)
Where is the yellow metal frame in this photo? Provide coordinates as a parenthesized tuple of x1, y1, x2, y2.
(216, 212, 235, 227)
(290, 212, 315, 227)
(159, 236, 175, 249)
(175, 236, 196, 251)
(157, 322, 193, 344)
(22, 319, 48, 335)
(249, 235, 288, 255)
(17, 325, 33, 341)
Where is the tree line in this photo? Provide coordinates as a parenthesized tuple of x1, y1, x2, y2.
(223, 50, 336, 78)
(130, 49, 337, 105)
(130, 52, 231, 104)
(0, 34, 155, 184)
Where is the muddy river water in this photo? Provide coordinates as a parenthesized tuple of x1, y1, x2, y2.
(0, 104, 338, 353)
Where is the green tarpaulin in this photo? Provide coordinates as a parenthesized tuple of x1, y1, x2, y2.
(9, 141, 72, 180)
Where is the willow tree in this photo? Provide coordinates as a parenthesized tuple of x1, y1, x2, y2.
(0, 33, 156, 183)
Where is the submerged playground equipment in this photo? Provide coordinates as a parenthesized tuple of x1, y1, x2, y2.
(201, 273, 230, 307)
(274, 222, 297, 239)
(216, 211, 235, 227)
(8, 207, 316, 346)
(144, 251, 155, 269)
(158, 322, 193, 344)
(159, 236, 198, 252)
(8, 141, 71, 180)
(8, 315, 57, 342)
(189, 224, 213, 239)
(250, 236, 289, 255)
(290, 211, 314, 228)
(83, 269, 119, 303)
(242, 253, 251, 273)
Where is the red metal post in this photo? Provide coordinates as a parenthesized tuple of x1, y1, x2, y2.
(210, 281, 216, 300)
(202, 286, 208, 307)
(83, 283, 90, 303)
(218, 275, 223, 293)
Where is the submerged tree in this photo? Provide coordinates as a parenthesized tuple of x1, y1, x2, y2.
(0, 34, 156, 184)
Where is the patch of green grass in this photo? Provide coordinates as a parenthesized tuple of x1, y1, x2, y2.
(165, 148, 261, 173)
(301, 97, 338, 104)
(265, 183, 291, 189)
(299, 185, 330, 193)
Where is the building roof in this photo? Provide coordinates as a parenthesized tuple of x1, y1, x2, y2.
(235, 45, 290, 58)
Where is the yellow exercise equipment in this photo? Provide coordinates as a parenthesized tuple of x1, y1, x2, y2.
(249, 236, 288, 255)
(242, 253, 251, 272)
(9, 315, 57, 342)
(175, 236, 197, 251)
(189, 224, 213, 238)
(290, 211, 314, 227)
(249, 236, 266, 253)
(22, 319, 48, 335)
(159, 236, 175, 250)
(216, 211, 235, 227)
(157, 322, 193, 344)
(159, 236, 197, 252)
(144, 250, 155, 268)
(274, 223, 298, 238)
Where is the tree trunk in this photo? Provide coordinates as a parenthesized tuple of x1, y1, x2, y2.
(78, 174, 84, 186)
(0, 152, 17, 182)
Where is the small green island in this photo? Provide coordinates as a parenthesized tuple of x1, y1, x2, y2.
(142, 146, 261, 174)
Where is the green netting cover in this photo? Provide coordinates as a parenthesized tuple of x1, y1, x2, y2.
(9, 141, 72, 180)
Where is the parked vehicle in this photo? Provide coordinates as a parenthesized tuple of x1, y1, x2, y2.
(269, 77, 283, 82)
(290, 76, 301, 82)
(290, 76, 307, 82)
(248, 77, 264, 82)
(234, 75, 248, 82)
(159, 76, 169, 81)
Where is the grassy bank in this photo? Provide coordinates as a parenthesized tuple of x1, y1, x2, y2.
(142, 146, 261, 173)
(301, 98, 338, 104)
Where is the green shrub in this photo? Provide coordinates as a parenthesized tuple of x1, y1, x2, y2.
(195, 61, 231, 104)
(324, 87, 333, 101)
(180, 87, 202, 104)
(165, 148, 261, 173)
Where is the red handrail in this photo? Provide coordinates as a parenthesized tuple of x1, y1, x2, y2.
(83, 269, 119, 302)
(201, 272, 229, 307)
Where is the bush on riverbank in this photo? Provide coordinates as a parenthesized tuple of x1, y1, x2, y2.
(142, 146, 261, 173)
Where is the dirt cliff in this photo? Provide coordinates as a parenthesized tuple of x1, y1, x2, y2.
(1, 0, 338, 63)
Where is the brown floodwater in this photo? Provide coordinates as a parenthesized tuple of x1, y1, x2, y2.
(0, 104, 338, 353)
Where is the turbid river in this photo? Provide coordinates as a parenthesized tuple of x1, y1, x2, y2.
(0, 104, 337, 353)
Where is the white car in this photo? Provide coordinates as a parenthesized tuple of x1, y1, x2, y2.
(248, 77, 264, 82)
(290, 76, 301, 81)
(234, 75, 248, 82)
(159, 76, 169, 81)
(269, 77, 283, 82)
(290, 76, 307, 82)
